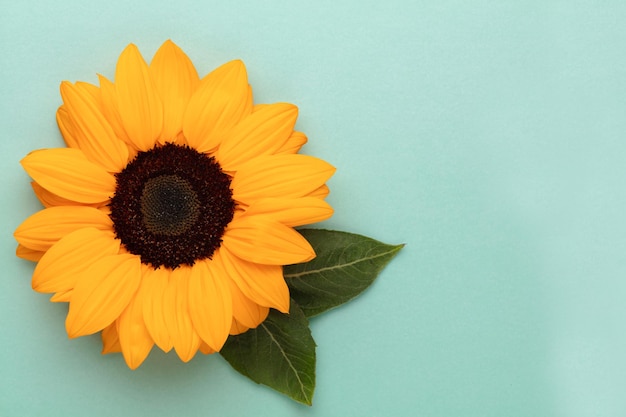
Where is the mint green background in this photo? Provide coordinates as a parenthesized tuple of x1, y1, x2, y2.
(2, 1, 626, 415)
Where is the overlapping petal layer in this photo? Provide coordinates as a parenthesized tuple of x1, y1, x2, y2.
(15, 206, 112, 252)
(115, 44, 164, 151)
(183, 60, 252, 153)
(188, 259, 232, 351)
(60, 81, 129, 172)
(165, 267, 202, 362)
(118, 282, 154, 369)
(150, 40, 199, 143)
(32, 227, 119, 294)
(66, 253, 141, 338)
(231, 154, 335, 204)
(21, 148, 115, 204)
(141, 266, 173, 352)
(217, 103, 297, 171)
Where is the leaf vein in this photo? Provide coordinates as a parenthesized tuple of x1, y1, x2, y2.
(284, 247, 400, 279)
(260, 321, 309, 403)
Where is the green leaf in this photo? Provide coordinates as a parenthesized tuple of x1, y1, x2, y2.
(220, 302, 316, 405)
(285, 229, 404, 317)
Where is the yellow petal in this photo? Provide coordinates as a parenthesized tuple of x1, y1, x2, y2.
(165, 267, 201, 362)
(56, 106, 79, 149)
(30, 182, 99, 208)
(21, 148, 115, 204)
(227, 277, 269, 329)
(32, 227, 119, 294)
(60, 81, 129, 172)
(115, 44, 163, 151)
(218, 246, 290, 313)
(252, 104, 269, 113)
(307, 184, 330, 200)
(188, 259, 232, 351)
(16, 244, 44, 262)
(75, 81, 101, 103)
(98, 74, 132, 146)
(183, 60, 252, 153)
(66, 253, 141, 338)
(150, 40, 199, 144)
(50, 290, 72, 303)
(118, 281, 154, 369)
(216, 103, 297, 171)
(199, 342, 216, 355)
(141, 266, 173, 352)
(99, 205, 112, 216)
(231, 154, 335, 205)
(243, 197, 333, 227)
(229, 317, 250, 336)
(101, 321, 122, 354)
(222, 215, 315, 265)
(274, 131, 307, 155)
(15, 206, 112, 252)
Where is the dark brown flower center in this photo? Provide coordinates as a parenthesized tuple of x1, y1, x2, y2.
(109, 143, 235, 269)
(140, 174, 200, 236)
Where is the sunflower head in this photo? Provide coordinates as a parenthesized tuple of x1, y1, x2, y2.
(14, 40, 335, 369)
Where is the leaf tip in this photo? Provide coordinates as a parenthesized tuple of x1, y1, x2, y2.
(393, 243, 405, 254)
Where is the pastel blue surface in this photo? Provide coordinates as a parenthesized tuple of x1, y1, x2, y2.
(2, 1, 626, 416)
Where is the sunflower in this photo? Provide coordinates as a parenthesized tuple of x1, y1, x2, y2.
(14, 40, 335, 369)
